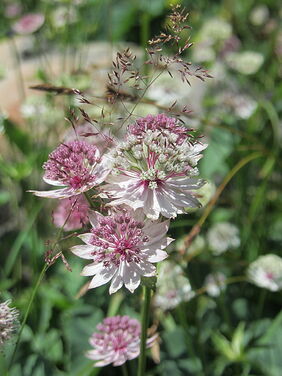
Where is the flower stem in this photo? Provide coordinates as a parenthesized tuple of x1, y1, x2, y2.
(121, 363, 129, 376)
(137, 286, 151, 376)
(83, 191, 96, 210)
(8, 263, 48, 368)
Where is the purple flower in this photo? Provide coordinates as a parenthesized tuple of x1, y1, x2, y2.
(86, 315, 156, 367)
(53, 195, 89, 231)
(29, 140, 111, 199)
(12, 13, 45, 35)
(71, 207, 173, 294)
(102, 114, 207, 219)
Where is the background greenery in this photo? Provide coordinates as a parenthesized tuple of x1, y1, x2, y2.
(0, 0, 281, 375)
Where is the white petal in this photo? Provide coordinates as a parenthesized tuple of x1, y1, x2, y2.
(42, 176, 66, 186)
(88, 267, 116, 289)
(143, 220, 170, 244)
(28, 187, 74, 199)
(81, 262, 104, 276)
(123, 262, 141, 293)
(109, 273, 124, 294)
(78, 233, 93, 244)
(71, 244, 95, 259)
(146, 249, 168, 263)
(88, 210, 104, 227)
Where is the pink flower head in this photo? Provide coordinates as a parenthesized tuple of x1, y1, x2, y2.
(29, 140, 111, 199)
(86, 315, 156, 367)
(102, 114, 207, 219)
(53, 195, 89, 231)
(71, 207, 173, 294)
(128, 114, 190, 145)
(12, 13, 44, 35)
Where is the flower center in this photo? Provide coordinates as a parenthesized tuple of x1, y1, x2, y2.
(43, 140, 99, 189)
(90, 213, 148, 266)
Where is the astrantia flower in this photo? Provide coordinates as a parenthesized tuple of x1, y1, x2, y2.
(207, 222, 240, 255)
(53, 195, 89, 231)
(29, 140, 110, 199)
(205, 272, 226, 297)
(155, 261, 195, 310)
(12, 13, 44, 35)
(0, 300, 19, 346)
(71, 207, 173, 294)
(86, 315, 156, 367)
(226, 51, 264, 75)
(247, 254, 282, 291)
(102, 114, 207, 220)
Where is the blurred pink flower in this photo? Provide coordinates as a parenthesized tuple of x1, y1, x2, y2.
(5, 3, 22, 19)
(102, 114, 207, 219)
(29, 140, 111, 199)
(86, 315, 156, 367)
(53, 195, 89, 231)
(12, 13, 44, 35)
(71, 207, 173, 294)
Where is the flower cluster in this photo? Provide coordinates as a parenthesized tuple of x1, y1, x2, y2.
(30, 140, 110, 199)
(0, 300, 19, 346)
(71, 207, 172, 294)
(87, 315, 156, 366)
(247, 254, 282, 291)
(154, 261, 195, 310)
(103, 114, 207, 220)
(207, 222, 240, 255)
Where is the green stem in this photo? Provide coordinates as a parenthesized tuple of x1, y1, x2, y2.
(9, 263, 48, 368)
(83, 191, 96, 210)
(137, 286, 151, 376)
(121, 363, 129, 376)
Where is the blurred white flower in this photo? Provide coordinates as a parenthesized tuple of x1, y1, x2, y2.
(249, 5, 269, 26)
(226, 51, 264, 75)
(247, 254, 282, 291)
(207, 222, 240, 255)
(155, 261, 195, 310)
(197, 181, 216, 207)
(21, 96, 64, 125)
(192, 43, 215, 63)
(0, 300, 19, 346)
(218, 92, 258, 119)
(51, 6, 78, 28)
(199, 18, 232, 44)
(205, 272, 226, 297)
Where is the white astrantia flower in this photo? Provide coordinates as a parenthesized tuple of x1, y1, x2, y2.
(154, 261, 195, 310)
(247, 254, 282, 291)
(207, 222, 240, 255)
(226, 51, 264, 75)
(199, 18, 232, 44)
(71, 207, 173, 294)
(205, 272, 227, 297)
(102, 114, 207, 220)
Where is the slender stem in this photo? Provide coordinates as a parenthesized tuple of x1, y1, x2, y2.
(9, 263, 48, 368)
(83, 191, 96, 210)
(256, 289, 267, 319)
(137, 286, 151, 376)
(121, 363, 129, 376)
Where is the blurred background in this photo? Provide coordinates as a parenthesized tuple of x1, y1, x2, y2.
(0, 0, 281, 375)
